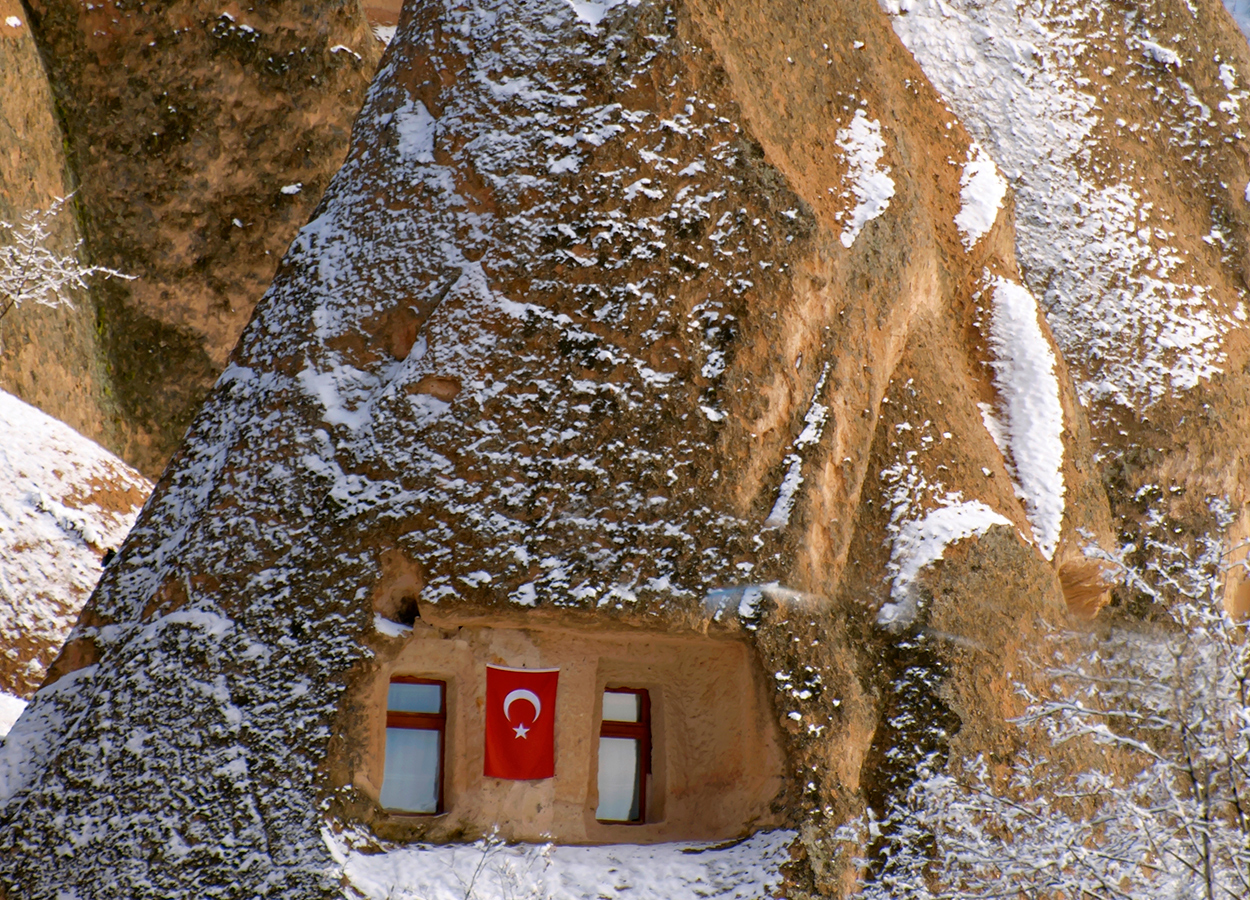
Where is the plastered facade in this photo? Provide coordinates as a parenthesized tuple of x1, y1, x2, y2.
(353, 610, 788, 844)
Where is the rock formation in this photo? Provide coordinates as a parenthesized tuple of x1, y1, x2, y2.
(1, 1, 381, 474)
(0, 2, 117, 449)
(2, 0, 1250, 897)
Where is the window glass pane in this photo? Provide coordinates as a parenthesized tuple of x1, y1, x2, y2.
(602, 690, 640, 722)
(596, 736, 640, 821)
(381, 727, 440, 813)
(388, 681, 442, 714)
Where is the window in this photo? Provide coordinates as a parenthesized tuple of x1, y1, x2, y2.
(380, 677, 445, 814)
(596, 687, 650, 823)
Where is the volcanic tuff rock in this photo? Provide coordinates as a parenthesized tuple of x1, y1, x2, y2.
(4, 0, 1250, 896)
(1, 0, 380, 475)
(0, 3, 118, 449)
(883, 0, 1250, 621)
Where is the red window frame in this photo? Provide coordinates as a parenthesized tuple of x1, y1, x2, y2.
(385, 676, 447, 815)
(597, 687, 651, 824)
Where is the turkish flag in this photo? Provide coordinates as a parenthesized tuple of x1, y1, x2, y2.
(484, 665, 559, 780)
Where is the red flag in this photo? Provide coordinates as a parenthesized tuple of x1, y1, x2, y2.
(484, 665, 559, 780)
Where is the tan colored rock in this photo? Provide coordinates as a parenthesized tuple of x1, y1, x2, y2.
(36, 0, 1250, 895)
(885, 0, 1250, 615)
(16, 0, 380, 474)
(0, 1, 122, 450)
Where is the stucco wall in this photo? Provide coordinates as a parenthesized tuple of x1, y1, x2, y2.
(350, 615, 788, 844)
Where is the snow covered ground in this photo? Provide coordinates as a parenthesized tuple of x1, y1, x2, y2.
(329, 827, 796, 900)
(0, 691, 25, 738)
(0, 390, 151, 697)
(1224, 0, 1250, 42)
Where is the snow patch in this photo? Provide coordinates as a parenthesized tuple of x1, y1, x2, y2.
(764, 365, 830, 528)
(986, 277, 1066, 560)
(395, 99, 437, 163)
(373, 613, 412, 639)
(334, 827, 796, 899)
(0, 692, 26, 738)
(0, 390, 150, 696)
(563, 0, 637, 27)
(1140, 40, 1182, 68)
(955, 142, 1008, 249)
(884, 0, 1232, 409)
(833, 110, 895, 248)
(0, 665, 98, 802)
(880, 502, 1014, 628)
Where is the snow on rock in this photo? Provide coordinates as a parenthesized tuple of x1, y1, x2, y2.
(0, 691, 25, 739)
(764, 364, 830, 528)
(883, 0, 1233, 409)
(564, 0, 637, 26)
(0, 2, 821, 890)
(833, 109, 895, 248)
(880, 501, 1015, 628)
(0, 390, 151, 696)
(955, 142, 1007, 249)
(335, 828, 796, 900)
(985, 277, 1066, 560)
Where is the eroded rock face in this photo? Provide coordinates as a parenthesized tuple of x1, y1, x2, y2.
(9, 0, 380, 474)
(10, 0, 1250, 896)
(0, 2, 1108, 894)
(0, 3, 123, 451)
(882, 0, 1250, 614)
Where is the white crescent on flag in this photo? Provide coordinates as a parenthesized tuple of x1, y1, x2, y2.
(503, 688, 542, 723)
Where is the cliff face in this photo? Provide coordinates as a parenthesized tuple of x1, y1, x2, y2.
(1, 0, 1249, 897)
(0, 3, 121, 450)
(1, 1, 381, 475)
(883, 0, 1250, 619)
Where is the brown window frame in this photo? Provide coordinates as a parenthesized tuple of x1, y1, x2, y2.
(597, 687, 651, 824)
(384, 676, 447, 815)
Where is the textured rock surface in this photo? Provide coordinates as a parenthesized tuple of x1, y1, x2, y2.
(5, 0, 379, 475)
(883, 0, 1250, 615)
(5, 0, 1250, 897)
(0, 2, 123, 450)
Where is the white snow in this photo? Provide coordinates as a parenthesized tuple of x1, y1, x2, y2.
(0, 692, 26, 738)
(372, 24, 397, 45)
(0, 390, 151, 695)
(764, 365, 830, 528)
(985, 277, 1066, 560)
(563, 0, 637, 27)
(955, 142, 1008, 249)
(373, 613, 412, 638)
(394, 99, 438, 163)
(833, 110, 895, 249)
(0, 664, 96, 802)
(879, 501, 1014, 628)
(333, 827, 796, 900)
(4, 16, 22, 28)
(1140, 40, 1182, 69)
(280, 183, 303, 195)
